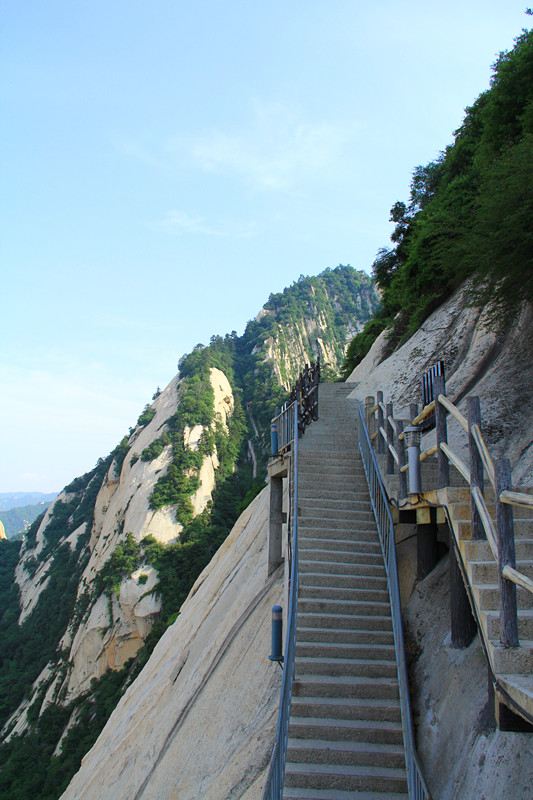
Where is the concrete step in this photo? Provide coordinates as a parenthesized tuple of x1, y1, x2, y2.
(297, 612, 392, 633)
(296, 641, 395, 661)
(296, 656, 396, 679)
(283, 787, 408, 800)
(299, 585, 389, 604)
(296, 626, 393, 646)
(284, 762, 407, 794)
(290, 697, 401, 724)
(299, 572, 387, 590)
(299, 489, 363, 502)
(455, 519, 532, 539)
(299, 478, 366, 491)
(300, 509, 375, 524)
(489, 640, 533, 673)
(299, 539, 380, 556)
(299, 451, 359, 462)
(286, 737, 404, 767)
(299, 558, 386, 577)
(300, 453, 358, 464)
(300, 497, 372, 512)
(486, 609, 533, 639)
(470, 560, 533, 584)
(300, 466, 364, 476)
(289, 716, 403, 746)
(293, 674, 398, 701)
(299, 532, 378, 548)
(298, 597, 391, 616)
(301, 433, 358, 442)
(463, 540, 533, 561)
(299, 547, 383, 565)
(475, 584, 533, 611)
(300, 523, 375, 538)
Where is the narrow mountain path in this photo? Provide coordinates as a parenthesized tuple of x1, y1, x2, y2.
(284, 383, 408, 799)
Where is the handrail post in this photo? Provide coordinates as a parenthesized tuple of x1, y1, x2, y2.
(377, 391, 385, 454)
(405, 426, 422, 495)
(386, 401, 395, 475)
(434, 375, 449, 488)
(468, 396, 485, 540)
(397, 420, 408, 499)
(496, 458, 519, 648)
(364, 395, 374, 439)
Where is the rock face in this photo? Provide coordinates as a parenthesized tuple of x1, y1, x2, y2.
(405, 556, 533, 799)
(261, 278, 378, 389)
(5, 367, 236, 732)
(61, 487, 282, 800)
(347, 288, 533, 484)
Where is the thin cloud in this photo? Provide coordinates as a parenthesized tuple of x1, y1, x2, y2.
(151, 209, 256, 238)
(120, 101, 360, 192)
(185, 101, 360, 190)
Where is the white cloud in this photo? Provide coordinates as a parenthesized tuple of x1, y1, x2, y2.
(151, 209, 256, 238)
(120, 100, 359, 192)
(184, 100, 359, 190)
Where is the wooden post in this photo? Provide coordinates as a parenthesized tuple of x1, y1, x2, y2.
(397, 420, 408, 499)
(268, 476, 284, 575)
(386, 401, 395, 474)
(468, 396, 485, 540)
(434, 375, 449, 488)
(417, 507, 439, 579)
(449, 540, 477, 648)
(409, 402, 419, 423)
(496, 458, 519, 648)
(376, 391, 385, 454)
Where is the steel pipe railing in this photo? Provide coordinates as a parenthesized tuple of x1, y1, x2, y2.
(262, 400, 299, 799)
(358, 402, 430, 800)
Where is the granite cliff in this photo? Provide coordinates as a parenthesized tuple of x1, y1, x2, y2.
(0, 265, 377, 799)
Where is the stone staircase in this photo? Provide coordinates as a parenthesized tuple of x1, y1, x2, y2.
(445, 486, 533, 718)
(284, 384, 409, 799)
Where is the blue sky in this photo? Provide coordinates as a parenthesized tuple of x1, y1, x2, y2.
(1, 1, 529, 492)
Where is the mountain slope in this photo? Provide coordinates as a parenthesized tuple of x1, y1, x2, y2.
(0, 264, 376, 800)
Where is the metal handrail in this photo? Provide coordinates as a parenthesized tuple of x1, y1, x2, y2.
(262, 400, 299, 799)
(272, 400, 296, 453)
(358, 403, 430, 800)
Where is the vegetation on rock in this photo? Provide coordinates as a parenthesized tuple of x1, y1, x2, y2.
(342, 30, 533, 375)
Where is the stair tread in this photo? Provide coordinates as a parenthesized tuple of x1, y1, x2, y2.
(291, 716, 402, 730)
(285, 762, 406, 778)
(297, 655, 396, 666)
(296, 674, 398, 686)
(291, 697, 400, 709)
(283, 789, 408, 800)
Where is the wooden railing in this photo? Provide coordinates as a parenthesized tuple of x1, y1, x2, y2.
(365, 381, 533, 648)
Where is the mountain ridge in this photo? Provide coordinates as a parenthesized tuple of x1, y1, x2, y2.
(0, 264, 377, 800)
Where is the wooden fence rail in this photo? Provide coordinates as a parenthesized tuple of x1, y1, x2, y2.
(365, 385, 532, 648)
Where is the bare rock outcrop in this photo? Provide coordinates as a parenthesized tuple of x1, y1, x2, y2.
(7, 366, 237, 734)
(405, 556, 533, 799)
(61, 487, 282, 800)
(347, 287, 533, 484)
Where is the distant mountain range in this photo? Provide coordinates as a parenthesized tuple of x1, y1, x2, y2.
(0, 492, 57, 511)
(0, 493, 57, 538)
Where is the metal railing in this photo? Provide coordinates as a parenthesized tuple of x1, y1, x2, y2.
(272, 400, 297, 454)
(271, 358, 320, 455)
(366, 378, 533, 648)
(263, 400, 299, 800)
(358, 403, 430, 800)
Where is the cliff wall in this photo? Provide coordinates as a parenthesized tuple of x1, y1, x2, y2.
(61, 487, 282, 800)
(347, 287, 533, 484)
